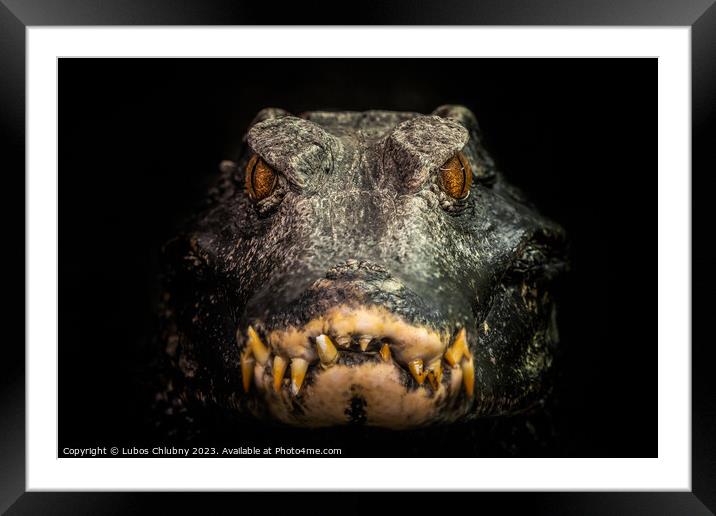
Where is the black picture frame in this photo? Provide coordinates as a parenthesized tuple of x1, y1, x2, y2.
(2, 1, 712, 513)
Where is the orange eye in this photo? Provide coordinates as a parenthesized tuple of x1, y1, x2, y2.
(438, 152, 472, 199)
(245, 155, 277, 201)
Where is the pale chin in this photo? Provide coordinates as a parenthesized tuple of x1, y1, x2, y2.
(251, 361, 468, 429)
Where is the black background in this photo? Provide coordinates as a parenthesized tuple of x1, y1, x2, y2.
(59, 58, 655, 457)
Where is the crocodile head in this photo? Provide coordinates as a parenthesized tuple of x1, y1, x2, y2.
(159, 105, 566, 429)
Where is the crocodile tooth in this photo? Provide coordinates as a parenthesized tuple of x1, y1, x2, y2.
(379, 343, 392, 362)
(247, 326, 270, 365)
(315, 334, 338, 366)
(461, 356, 475, 397)
(359, 335, 372, 352)
(335, 335, 352, 348)
(272, 356, 288, 392)
(240, 350, 255, 393)
(290, 358, 309, 395)
(408, 359, 426, 385)
(427, 359, 443, 390)
(444, 328, 468, 367)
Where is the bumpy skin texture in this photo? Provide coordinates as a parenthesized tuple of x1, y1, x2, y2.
(157, 105, 566, 430)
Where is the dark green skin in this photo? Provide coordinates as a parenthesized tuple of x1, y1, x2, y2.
(157, 105, 566, 429)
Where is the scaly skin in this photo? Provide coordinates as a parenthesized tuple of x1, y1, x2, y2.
(156, 105, 567, 429)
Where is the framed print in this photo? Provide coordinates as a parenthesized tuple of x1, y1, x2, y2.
(2, 0, 712, 513)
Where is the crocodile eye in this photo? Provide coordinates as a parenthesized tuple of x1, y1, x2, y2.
(438, 152, 472, 200)
(245, 155, 277, 201)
